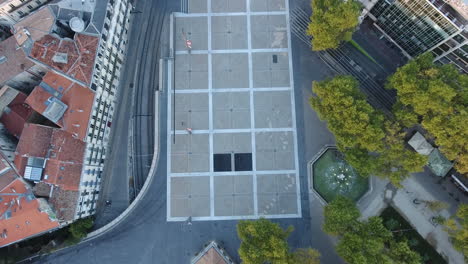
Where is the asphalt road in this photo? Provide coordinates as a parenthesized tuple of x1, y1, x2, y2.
(22, 0, 348, 263)
(93, 0, 169, 228)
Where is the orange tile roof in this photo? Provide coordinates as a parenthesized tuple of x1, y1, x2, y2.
(14, 123, 85, 191)
(25, 72, 94, 140)
(0, 179, 59, 247)
(195, 248, 230, 264)
(0, 36, 35, 84)
(192, 242, 234, 264)
(29, 34, 98, 85)
(0, 152, 59, 248)
(13, 6, 55, 46)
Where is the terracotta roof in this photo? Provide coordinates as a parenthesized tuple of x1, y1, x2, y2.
(192, 242, 234, 264)
(25, 71, 94, 140)
(0, 151, 59, 248)
(13, 6, 55, 46)
(29, 34, 98, 85)
(14, 123, 85, 191)
(0, 91, 33, 138)
(0, 36, 34, 84)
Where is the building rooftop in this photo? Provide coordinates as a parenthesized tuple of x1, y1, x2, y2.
(47, 187, 79, 222)
(14, 123, 85, 191)
(0, 153, 59, 248)
(25, 71, 94, 140)
(0, 36, 35, 85)
(192, 242, 235, 264)
(29, 33, 99, 85)
(13, 6, 55, 47)
(0, 89, 33, 139)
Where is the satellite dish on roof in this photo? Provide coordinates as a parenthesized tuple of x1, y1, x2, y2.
(70, 17, 85, 33)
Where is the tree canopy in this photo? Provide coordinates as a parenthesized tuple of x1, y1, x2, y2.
(310, 76, 426, 185)
(323, 196, 360, 235)
(444, 204, 468, 259)
(324, 197, 421, 264)
(310, 76, 385, 153)
(387, 53, 468, 173)
(237, 219, 320, 264)
(69, 217, 94, 240)
(307, 0, 362, 50)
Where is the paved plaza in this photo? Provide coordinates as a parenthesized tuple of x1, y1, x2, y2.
(167, 0, 300, 221)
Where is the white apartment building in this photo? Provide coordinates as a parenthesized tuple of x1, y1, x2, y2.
(75, 0, 132, 219)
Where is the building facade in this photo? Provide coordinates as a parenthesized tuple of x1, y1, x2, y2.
(361, 0, 468, 73)
(75, 0, 132, 219)
(0, 0, 50, 26)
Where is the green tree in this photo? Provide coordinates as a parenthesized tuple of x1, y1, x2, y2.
(323, 196, 360, 236)
(291, 248, 321, 264)
(310, 76, 426, 185)
(444, 204, 468, 258)
(237, 219, 321, 264)
(387, 53, 468, 173)
(307, 0, 362, 50)
(375, 122, 427, 187)
(424, 200, 449, 212)
(324, 198, 422, 264)
(310, 76, 385, 153)
(387, 240, 422, 264)
(336, 217, 394, 264)
(69, 217, 94, 240)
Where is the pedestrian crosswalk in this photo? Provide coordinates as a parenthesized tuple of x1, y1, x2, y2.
(290, 7, 312, 48)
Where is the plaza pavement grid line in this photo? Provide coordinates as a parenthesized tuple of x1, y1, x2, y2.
(285, 0, 302, 218)
(246, 0, 259, 217)
(208, 0, 215, 218)
(170, 169, 297, 177)
(175, 48, 288, 55)
(173, 127, 295, 134)
(168, 0, 301, 221)
(174, 11, 287, 17)
(174, 87, 292, 93)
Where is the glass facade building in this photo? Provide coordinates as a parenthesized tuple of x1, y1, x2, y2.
(365, 0, 468, 73)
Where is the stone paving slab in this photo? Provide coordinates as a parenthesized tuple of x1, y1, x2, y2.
(212, 16, 248, 50)
(252, 52, 290, 87)
(256, 131, 295, 170)
(212, 0, 247, 13)
(251, 15, 288, 49)
(213, 92, 250, 129)
(188, 0, 208, 13)
(175, 17, 208, 51)
(254, 90, 292, 128)
(250, 0, 286, 12)
(212, 53, 250, 88)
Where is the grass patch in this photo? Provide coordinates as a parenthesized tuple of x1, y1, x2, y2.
(380, 206, 447, 264)
(349, 39, 379, 65)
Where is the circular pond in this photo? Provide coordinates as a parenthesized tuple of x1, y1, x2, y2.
(312, 148, 369, 202)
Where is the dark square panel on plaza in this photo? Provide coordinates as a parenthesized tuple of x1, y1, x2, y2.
(214, 153, 232, 172)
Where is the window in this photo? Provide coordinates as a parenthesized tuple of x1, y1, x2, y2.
(27, 5, 33, 10)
